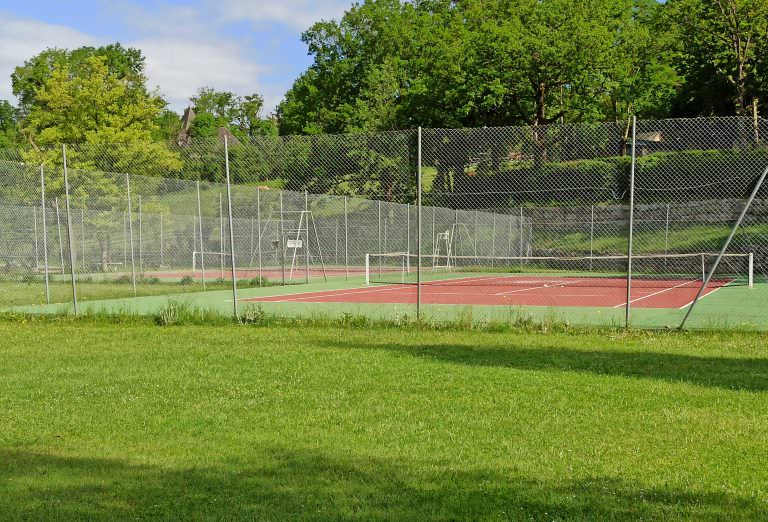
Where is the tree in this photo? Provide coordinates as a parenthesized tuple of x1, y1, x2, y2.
(664, 0, 768, 116)
(0, 101, 18, 148)
(153, 109, 182, 142)
(190, 88, 276, 139)
(11, 44, 148, 117)
(277, 0, 676, 135)
(19, 55, 181, 271)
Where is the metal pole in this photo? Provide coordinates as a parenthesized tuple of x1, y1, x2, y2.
(589, 204, 594, 271)
(80, 208, 85, 272)
(664, 202, 670, 268)
(680, 163, 768, 329)
(196, 181, 206, 290)
(335, 219, 339, 266)
(257, 188, 262, 284)
(224, 136, 239, 320)
(417, 126, 422, 319)
(625, 116, 637, 328)
(62, 145, 78, 315)
(126, 174, 137, 295)
(519, 206, 524, 267)
(138, 195, 143, 275)
(378, 200, 382, 276)
(344, 196, 349, 280)
(279, 191, 285, 285)
(304, 190, 310, 283)
(160, 213, 164, 268)
(40, 165, 50, 304)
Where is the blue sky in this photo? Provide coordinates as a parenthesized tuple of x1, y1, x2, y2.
(0, 0, 353, 113)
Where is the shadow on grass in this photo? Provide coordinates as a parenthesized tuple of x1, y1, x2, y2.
(319, 339, 768, 392)
(0, 448, 763, 520)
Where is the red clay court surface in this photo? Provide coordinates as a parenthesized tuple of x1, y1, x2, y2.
(242, 275, 733, 309)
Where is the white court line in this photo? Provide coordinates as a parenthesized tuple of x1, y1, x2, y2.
(612, 280, 695, 309)
(493, 279, 586, 296)
(677, 281, 735, 310)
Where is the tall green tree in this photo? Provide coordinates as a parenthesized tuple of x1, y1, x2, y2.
(190, 87, 277, 139)
(278, 0, 677, 134)
(11, 44, 148, 117)
(664, 0, 768, 116)
(0, 101, 18, 148)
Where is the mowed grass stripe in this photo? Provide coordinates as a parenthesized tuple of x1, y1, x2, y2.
(1, 321, 767, 520)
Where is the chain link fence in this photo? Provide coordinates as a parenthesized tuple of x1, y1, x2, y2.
(0, 117, 766, 329)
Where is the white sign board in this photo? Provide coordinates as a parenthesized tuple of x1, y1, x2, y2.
(286, 239, 303, 249)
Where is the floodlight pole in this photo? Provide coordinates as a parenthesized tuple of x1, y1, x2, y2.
(625, 116, 637, 328)
(62, 144, 78, 315)
(417, 127, 422, 319)
(679, 162, 768, 329)
(224, 136, 239, 320)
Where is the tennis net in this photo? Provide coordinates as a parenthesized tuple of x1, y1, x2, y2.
(365, 252, 755, 288)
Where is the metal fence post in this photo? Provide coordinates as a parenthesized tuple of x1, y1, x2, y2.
(519, 206, 524, 267)
(625, 116, 637, 328)
(138, 195, 143, 275)
(344, 195, 349, 280)
(417, 126, 422, 319)
(196, 180, 206, 290)
(257, 188, 262, 284)
(279, 191, 285, 285)
(680, 163, 768, 329)
(589, 204, 595, 271)
(664, 202, 670, 267)
(224, 136, 238, 320)
(378, 200, 382, 275)
(304, 190, 310, 283)
(159, 213, 164, 268)
(62, 145, 78, 315)
(80, 208, 85, 272)
(39, 165, 50, 304)
(126, 174, 137, 295)
(123, 211, 127, 267)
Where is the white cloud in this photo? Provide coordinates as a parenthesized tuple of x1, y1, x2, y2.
(115, 2, 279, 112)
(214, 0, 351, 30)
(0, 14, 98, 101)
(0, 4, 298, 114)
(136, 37, 270, 111)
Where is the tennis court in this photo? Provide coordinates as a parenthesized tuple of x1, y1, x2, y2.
(242, 274, 730, 309)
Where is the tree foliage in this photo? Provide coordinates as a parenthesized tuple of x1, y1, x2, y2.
(277, 0, 680, 134)
(190, 87, 277, 140)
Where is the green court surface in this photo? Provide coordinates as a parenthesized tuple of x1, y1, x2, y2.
(11, 273, 768, 330)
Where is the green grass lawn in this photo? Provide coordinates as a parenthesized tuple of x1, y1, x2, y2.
(1, 318, 767, 520)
